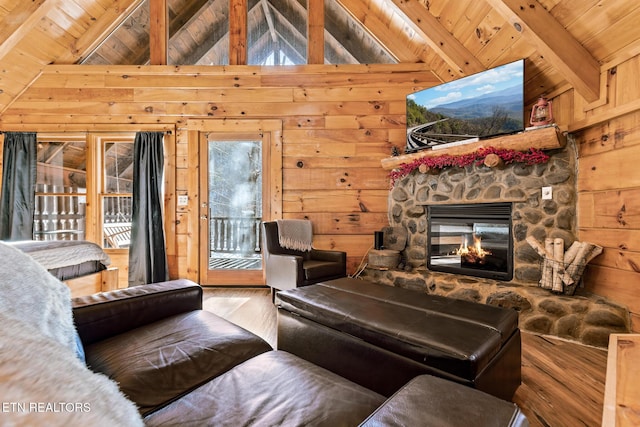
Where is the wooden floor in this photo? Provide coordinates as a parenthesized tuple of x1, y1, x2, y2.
(202, 287, 608, 427)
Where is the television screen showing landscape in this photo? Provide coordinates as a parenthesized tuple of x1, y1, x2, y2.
(406, 59, 524, 152)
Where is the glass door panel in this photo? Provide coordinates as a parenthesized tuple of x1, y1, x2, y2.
(200, 135, 265, 285)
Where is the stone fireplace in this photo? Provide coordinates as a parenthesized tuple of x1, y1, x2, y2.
(363, 137, 630, 347)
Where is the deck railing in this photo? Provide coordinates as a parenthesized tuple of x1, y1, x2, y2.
(33, 194, 261, 258)
(209, 216, 262, 255)
(33, 187, 87, 241)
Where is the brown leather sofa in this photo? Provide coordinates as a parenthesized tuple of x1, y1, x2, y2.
(72, 279, 528, 426)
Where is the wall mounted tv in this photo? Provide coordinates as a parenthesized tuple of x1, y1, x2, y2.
(406, 59, 525, 153)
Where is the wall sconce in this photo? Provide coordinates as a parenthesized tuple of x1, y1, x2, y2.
(530, 96, 553, 126)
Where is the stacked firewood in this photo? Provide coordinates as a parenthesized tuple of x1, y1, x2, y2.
(526, 236, 603, 295)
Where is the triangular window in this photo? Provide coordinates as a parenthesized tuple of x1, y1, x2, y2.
(81, 0, 394, 65)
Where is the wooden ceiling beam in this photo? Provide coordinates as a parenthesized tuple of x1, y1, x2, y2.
(130, 0, 213, 65)
(334, 0, 421, 63)
(169, 0, 211, 35)
(0, 0, 57, 61)
(486, 0, 600, 102)
(150, 0, 169, 65)
(229, 0, 248, 65)
(308, 0, 325, 64)
(73, 0, 146, 64)
(391, 0, 484, 76)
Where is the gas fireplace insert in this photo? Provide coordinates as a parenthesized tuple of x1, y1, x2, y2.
(427, 203, 513, 281)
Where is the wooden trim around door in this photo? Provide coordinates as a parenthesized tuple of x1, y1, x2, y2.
(187, 119, 282, 285)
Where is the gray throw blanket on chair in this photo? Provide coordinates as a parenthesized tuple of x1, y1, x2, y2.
(276, 219, 313, 252)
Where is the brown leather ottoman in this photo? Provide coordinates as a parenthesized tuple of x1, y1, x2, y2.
(276, 277, 521, 401)
(360, 374, 528, 427)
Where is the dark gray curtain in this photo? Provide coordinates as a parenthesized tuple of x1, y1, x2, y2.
(128, 131, 168, 286)
(0, 132, 37, 241)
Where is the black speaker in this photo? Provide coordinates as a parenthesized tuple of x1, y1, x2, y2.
(374, 231, 384, 250)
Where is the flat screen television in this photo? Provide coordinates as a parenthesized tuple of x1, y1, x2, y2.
(406, 59, 525, 153)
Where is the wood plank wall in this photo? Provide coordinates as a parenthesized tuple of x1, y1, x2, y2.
(1, 58, 640, 330)
(0, 63, 439, 278)
(568, 55, 640, 332)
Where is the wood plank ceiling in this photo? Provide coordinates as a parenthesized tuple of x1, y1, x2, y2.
(0, 0, 639, 114)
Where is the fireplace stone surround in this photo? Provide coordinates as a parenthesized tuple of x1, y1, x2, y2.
(363, 139, 630, 347)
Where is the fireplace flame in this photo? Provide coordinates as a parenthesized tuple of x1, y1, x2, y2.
(453, 236, 492, 261)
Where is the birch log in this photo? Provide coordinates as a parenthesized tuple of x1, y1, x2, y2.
(587, 244, 603, 263)
(526, 235, 549, 258)
(526, 237, 572, 287)
(526, 236, 603, 295)
(541, 238, 554, 289)
(564, 242, 603, 295)
(563, 241, 582, 264)
(552, 238, 565, 292)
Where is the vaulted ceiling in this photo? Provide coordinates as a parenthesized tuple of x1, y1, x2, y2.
(0, 0, 639, 114)
(80, 0, 397, 66)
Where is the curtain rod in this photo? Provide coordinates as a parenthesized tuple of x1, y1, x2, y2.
(0, 130, 173, 135)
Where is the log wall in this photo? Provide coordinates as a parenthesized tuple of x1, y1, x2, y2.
(1, 58, 639, 330)
(569, 55, 640, 332)
(0, 63, 439, 279)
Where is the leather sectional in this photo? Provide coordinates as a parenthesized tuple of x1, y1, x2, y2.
(72, 278, 528, 426)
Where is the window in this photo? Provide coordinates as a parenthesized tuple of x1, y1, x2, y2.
(34, 135, 88, 241)
(247, 0, 307, 65)
(80, 1, 394, 66)
(34, 133, 135, 249)
(100, 137, 134, 249)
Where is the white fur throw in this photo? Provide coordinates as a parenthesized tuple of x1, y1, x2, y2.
(0, 314, 143, 426)
(0, 241, 143, 426)
(0, 241, 75, 351)
(276, 219, 313, 251)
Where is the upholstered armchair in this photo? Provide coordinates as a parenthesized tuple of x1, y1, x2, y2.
(262, 220, 347, 300)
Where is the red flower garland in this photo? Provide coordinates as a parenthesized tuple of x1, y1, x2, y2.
(389, 147, 550, 187)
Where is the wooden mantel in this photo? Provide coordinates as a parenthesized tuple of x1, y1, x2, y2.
(381, 125, 566, 170)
